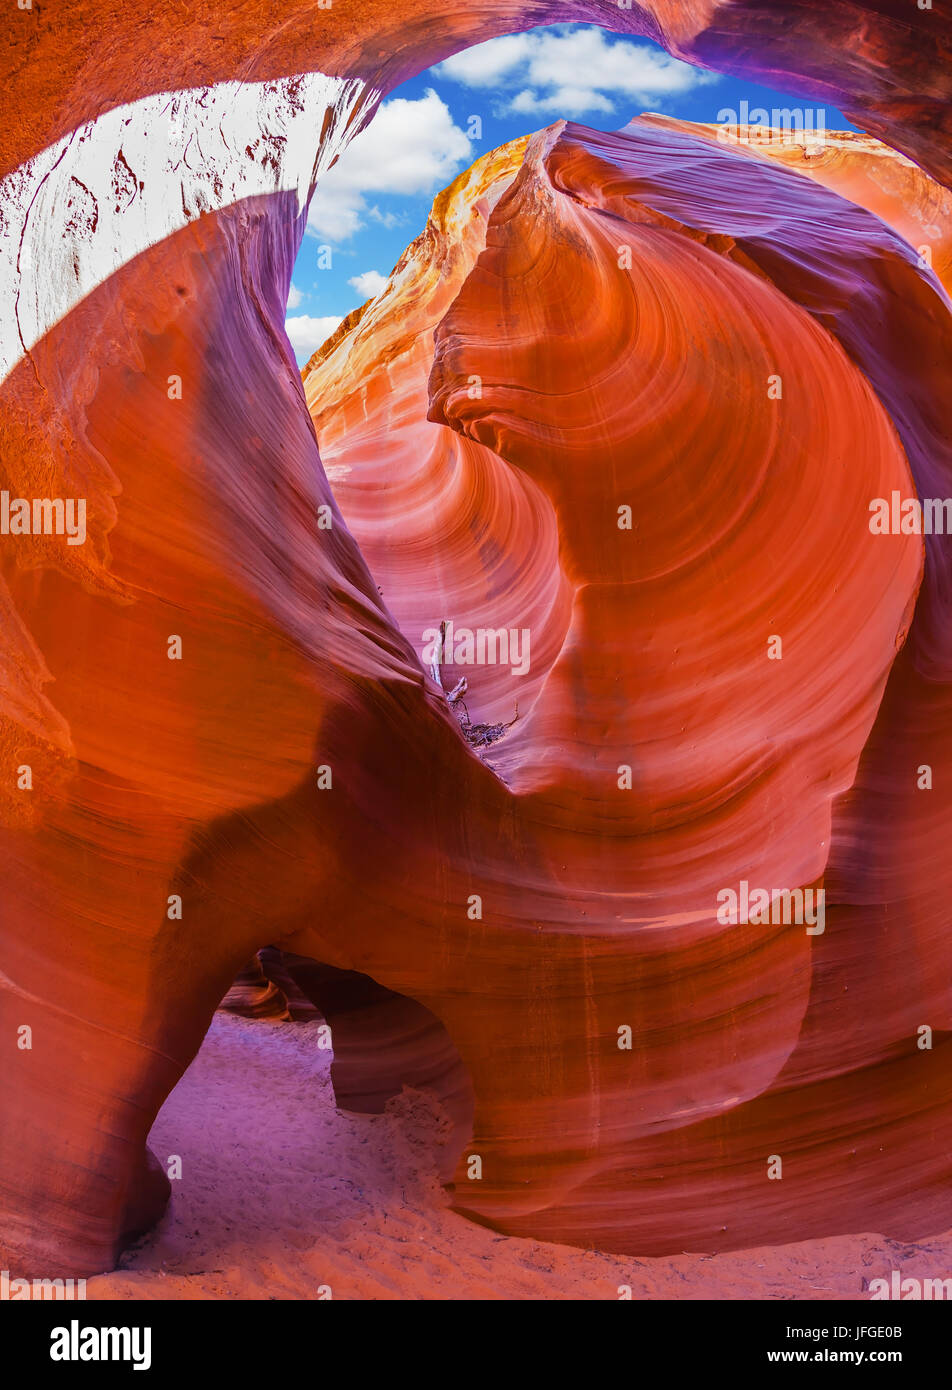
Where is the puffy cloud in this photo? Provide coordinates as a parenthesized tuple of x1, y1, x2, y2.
(305, 197, 362, 243)
(434, 26, 715, 116)
(368, 206, 402, 230)
(285, 314, 343, 355)
(286, 282, 303, 309)
(510, 86, 614, 117)
(308, 90, 471, 241)
(434, 32, 531, 87)
(348, 270, 389, 300)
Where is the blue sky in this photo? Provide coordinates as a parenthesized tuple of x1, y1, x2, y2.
(287, 24, 858, 364)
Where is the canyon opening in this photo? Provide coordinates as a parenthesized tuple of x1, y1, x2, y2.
(2, 0, 951, 1350)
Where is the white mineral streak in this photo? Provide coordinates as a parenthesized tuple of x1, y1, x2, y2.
(0, 72, 374, 383)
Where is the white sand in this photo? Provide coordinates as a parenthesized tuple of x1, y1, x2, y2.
(87, 1013, 952, 1300)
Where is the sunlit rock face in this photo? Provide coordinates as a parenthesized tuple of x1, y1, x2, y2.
(303, 139, 573, 729)
(2, 0, 950, 186)
(641, 115, 952, 293)
(2, 0, 952, 1277)
(304, 118, 950, 1252)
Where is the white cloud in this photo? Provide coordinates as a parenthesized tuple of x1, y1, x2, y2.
(285, 314, 343, 355)
(305, 197, 362, 243)
(287, 282, 303, 309)
(368, 206, 401, 230)
(434, 26, 714, 117)
(307, 90, 471, 241)
(348, 270, 388, 300)
(511, 86, 615, 117)
(434, 33, 532, 87)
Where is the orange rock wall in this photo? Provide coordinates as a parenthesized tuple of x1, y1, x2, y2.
(2, 1, 952, 1275)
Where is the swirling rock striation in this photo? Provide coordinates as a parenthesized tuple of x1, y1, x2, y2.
(2, 1, 952, 1277)
(304, 119, 951, 1252)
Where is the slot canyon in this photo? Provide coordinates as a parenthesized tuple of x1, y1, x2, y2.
(1, 0, 951, 1302)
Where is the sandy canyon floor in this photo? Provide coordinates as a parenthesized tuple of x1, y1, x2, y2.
(84, 1014, 952, 1301)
